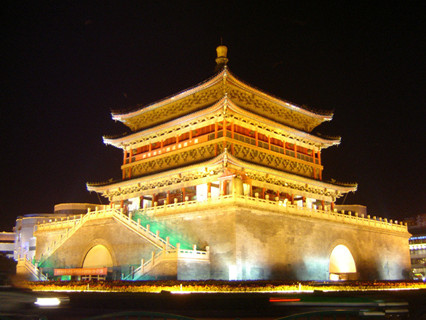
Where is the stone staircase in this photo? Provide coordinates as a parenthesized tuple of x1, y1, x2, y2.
(16, 256, 48, 281)
(123, 244, 210, 281)
(36, 207, 175, 266)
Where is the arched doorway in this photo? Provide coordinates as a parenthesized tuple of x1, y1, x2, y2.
(83, 245, 113, 268)
(329, 244, 357, 280)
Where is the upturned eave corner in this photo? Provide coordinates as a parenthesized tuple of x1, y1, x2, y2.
(328, 179, 358, 194)
(110, 69, 226, 121)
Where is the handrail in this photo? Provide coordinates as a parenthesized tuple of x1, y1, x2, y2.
(111, 209, 174, 249)
(138, 194, 407, 233)
(37, 207, 176, 265)
(123, 247, 209, 281)
(122, 250, 164, 280)
(17, 257, 48, 281)
(37, 212, 93, 265)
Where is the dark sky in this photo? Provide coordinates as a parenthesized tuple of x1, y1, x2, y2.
(2, 2, 425, 230)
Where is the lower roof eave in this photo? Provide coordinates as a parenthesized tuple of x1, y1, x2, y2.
(87, 151, 357, 197)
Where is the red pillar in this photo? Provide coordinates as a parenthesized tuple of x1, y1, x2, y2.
(223, 119, 227, 150)
(207, 182, 212, 198)
(231, 122, 234, 155)
(220, 181, 225, 196)
(122, 150, 127, 179)
(215, 122, 218, 155)
(123, 150, 127, 165)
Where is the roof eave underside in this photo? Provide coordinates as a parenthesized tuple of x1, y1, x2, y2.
(87, 152, 356, 194)
(104, 99, 340, 149)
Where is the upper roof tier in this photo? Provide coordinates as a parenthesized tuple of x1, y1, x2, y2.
(105, 96, 340, 151)
(111, 67, 333, 133)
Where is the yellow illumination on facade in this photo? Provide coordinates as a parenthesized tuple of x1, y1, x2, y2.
(24, 46, 411, 283)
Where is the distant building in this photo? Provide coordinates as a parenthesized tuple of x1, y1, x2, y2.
(406, 214, 426, 280)
(14, 204, 100, 262)
(0, 232, 15, 259)
(23, 46, 411, 281)
(13, 204, 100, 280)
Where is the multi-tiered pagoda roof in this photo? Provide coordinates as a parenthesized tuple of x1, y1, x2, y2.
(88, 46, 356, 204)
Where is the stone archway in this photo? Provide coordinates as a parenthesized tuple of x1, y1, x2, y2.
(82, 244, 114, 268)
(329, 244, 357, 280)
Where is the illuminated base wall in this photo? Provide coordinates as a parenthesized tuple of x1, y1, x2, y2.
(34, 206, 411, 281)
(156, 206, 412, 281)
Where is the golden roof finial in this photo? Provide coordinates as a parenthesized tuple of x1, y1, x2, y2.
(215, 42, 229, 68)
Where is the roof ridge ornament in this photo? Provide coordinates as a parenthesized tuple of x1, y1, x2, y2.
(222, 67, 228, 96)
(215, 45, 228, 71)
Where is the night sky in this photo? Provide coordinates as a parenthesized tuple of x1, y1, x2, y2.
(2, 2, 425, 231)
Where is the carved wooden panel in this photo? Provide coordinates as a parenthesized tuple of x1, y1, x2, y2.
(233, 143, 314, 178)
(129, 142, 220, 177)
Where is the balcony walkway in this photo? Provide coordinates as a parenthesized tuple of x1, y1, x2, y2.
(139, 194, 408, 233)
